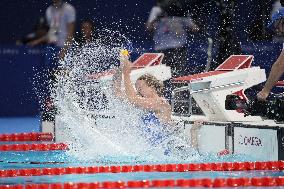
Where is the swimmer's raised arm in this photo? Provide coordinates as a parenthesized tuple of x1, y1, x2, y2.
(121, 60, 168, 111)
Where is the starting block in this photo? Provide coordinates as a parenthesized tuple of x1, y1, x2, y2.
(87, 53, 171, 82)
(173, 55, 266, 122)
(173, 55, 284, 161)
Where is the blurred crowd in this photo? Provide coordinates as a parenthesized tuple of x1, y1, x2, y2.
(15, 0, 284, 74)
(8, 0, 284, 120)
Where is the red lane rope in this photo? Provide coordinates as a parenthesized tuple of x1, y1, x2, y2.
(0, 132, 53, 142)
(0, 176, 284, 188)
(0, 161, 283, 178)
(0, 143, 68, 151)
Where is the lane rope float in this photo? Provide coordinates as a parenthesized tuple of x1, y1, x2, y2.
(0, 143, 67, 151)
(0, 133, 53, 142)
(0, 161, 283, 178)
(0, 176, 284, 188)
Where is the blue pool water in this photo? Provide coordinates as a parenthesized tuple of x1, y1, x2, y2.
(0, 170, 283, 185)
(0, 118, 284, 188)
(0, 151, 283, 186)
(0, 117, 40, 134)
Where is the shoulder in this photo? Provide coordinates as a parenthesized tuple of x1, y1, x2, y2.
(151, 6, 162, 14)
(147, 6, 162, 23)
(46, 5, 53, 15)
(63, 3, 75, 13)
(46, 6, 54, 21)
(46, 5, 53, 11)
(63, 3, 76, 21)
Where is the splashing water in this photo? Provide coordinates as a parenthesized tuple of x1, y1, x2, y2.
(52, 30, 200, 163)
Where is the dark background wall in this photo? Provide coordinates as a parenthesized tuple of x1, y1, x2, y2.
(0, 0, 274, 44)
(0, 0, 154, 44)
(0, 0, 281, 117)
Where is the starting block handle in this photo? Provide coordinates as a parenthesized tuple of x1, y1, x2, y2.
(216, 55, 253, 71)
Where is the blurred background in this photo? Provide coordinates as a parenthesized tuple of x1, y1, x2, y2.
(0, 0, 282, 128)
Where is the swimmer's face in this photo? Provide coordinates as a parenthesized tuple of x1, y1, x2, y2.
(275, 18, 284, 33)
(135, 80, 156, 98)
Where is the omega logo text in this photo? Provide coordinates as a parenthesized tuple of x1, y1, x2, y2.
(238, 135, 263, 146)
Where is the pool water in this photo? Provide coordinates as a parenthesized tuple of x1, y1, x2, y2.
(0, 150, 284, 188)
(0, 119, 284, 188)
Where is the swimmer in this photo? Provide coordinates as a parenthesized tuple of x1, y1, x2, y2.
(112, 59, 202, 156)
(115, 60, 171, 124)
(257, 8, 284, 101)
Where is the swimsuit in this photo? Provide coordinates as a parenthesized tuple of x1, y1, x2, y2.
(141, 111, 170, 146)
(141, 111, 197, 158)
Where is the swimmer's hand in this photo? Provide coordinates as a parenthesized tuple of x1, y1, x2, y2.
(121, 60, 132, 75)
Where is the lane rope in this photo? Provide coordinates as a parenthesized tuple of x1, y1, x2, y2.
(0, 143, 67, 151)
(0, 176, 284, 188)
(0, 161, 283, 178)
(0, 133, 53, 142)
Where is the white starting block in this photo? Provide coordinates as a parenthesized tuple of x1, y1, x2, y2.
(173, 55, 284, 161)
(173, 55, 266, 122)
(87, 53, 171, 82)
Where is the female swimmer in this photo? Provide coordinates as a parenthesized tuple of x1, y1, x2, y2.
(113, 59, 201, 155)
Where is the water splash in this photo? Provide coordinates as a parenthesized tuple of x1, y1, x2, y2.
(52, 30, 199, 163)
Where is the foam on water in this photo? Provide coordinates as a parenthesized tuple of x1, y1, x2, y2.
(52, 30, 201, 163)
